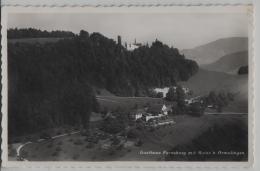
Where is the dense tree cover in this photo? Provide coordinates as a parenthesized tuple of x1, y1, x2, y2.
(203, 91, 235, 112)
(238, 65, 248, 75)
(166, 86, 186, 114)
(8, 28, 75, 39)
(165, 87, 176, 102)
(165, 121, 248, 161)
(188, 102, 205, 117)
(8, 29, 198, 137)
(100, 111, 129, 134)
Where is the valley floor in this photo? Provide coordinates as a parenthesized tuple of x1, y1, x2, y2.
(9, 114, 248, 161)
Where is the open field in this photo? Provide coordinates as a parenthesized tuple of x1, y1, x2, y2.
(14, 114, 247, 161)
(96, 95, 164, 112)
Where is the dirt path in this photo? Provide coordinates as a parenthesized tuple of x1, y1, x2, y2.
(12, 114, 247, 161)
(13, 131, 80, 161)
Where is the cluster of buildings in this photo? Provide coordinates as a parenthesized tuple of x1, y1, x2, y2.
(153, 86, 191, 98)
(117, 35, 143, 51)
(129, 104, 175, 127)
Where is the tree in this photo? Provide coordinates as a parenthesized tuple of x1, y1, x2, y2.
(165, 87, 176, 101)
(207, 91, 218, 107)
(156, 92, 164, 98)
(60, 82, 96, 130)
(189, 102, 204, 117)
(205, 91, 235, 113)
(79, 30, 89, 38)
(148, 89, 157, 98)
(238, 66, 248, 75)
(8, 28, 200, 137)
(176, 86, 185, 105)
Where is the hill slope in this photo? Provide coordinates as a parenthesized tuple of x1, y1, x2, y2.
(201, 51, 248, 74)
(181, 37, 248, 65)
(180, 69, 248, 112)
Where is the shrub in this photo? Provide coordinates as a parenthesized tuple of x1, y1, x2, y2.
(52, 151, 58, 157)
(56, 131, 62, 135)
(116, 144, 124, 151)
(85, 142, 94, 149)
(135, 139, 143, 147)
(74, 139, 83, 145)
(72, 154, 80, 160)
(47, 143, 53, 148)
(55, 146, 62, 152)
(189, 103, 204, 117)
(111, 136, 120, 146)
(39, 132, 52, 140)
(127, 129, 138, 139)
(108, 149, 115, 156)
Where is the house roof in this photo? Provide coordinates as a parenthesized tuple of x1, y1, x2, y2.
(130, 108, 146, 115)
(147, 105, 163, 114)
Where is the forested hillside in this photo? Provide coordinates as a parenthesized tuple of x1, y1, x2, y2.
(8, 29, 198, 137)
(8, 28, 75, 39)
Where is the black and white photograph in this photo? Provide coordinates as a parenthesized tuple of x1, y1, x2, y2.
(2, 6, 253, 164)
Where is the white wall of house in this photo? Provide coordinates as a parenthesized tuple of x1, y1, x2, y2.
(135, 113, 143, 120)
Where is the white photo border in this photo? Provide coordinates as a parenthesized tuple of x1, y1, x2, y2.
(1, 5, 255, 169)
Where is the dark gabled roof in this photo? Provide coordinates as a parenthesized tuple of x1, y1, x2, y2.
(130, 108, 146, 115)
(147, 105, 163, 114)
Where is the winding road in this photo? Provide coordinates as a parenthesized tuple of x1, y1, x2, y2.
(15, 131, 80, 161)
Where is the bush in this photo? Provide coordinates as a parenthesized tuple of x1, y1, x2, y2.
(127, 129, 138, 139)
(116, 144, 124, 151)
(238, 66, 248, 75)
(156, 92, 164, 98)
(80, 130, 90, 136)
(101, 117, 126, 134)
(108, 149, 116, 156)
(39, 132, 52, 140)
(55, 146, 62, 152)
(47, 143, 53, 148)
(74, 139, 83, 145)
(85, 142, 94, 149)
(72, 154, 80, 160)
(189, 103, 204, 117)
(52, 151, 58, 157)
(135, 139, 143, 147)
(56, 131, 62, 135)
(111, 136, 120, 146)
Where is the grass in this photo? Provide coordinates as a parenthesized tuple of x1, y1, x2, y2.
(57, 141, 63, 146)
(17, 114, 247, 161)
(165, 119, 248, 161)
(73, 139, 84, 145)
(97, 95, 163, 112)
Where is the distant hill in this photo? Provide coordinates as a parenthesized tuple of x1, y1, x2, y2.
(201, 51, 248, 74)
(181, 37, 248, 65)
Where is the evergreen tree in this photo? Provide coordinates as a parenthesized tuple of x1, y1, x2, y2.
(165, 87, 176, 101)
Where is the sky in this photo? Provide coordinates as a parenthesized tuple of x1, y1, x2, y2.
(8, 13, 249, 49)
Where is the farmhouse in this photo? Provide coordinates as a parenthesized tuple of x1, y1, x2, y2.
(130, 104, 174, 122)
(185, 96, 203, 105)
(129, 108, 146, 121)
(154, 86, 191, 98)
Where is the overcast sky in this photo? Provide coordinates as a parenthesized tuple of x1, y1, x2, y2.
(8, 13, 249, 49)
